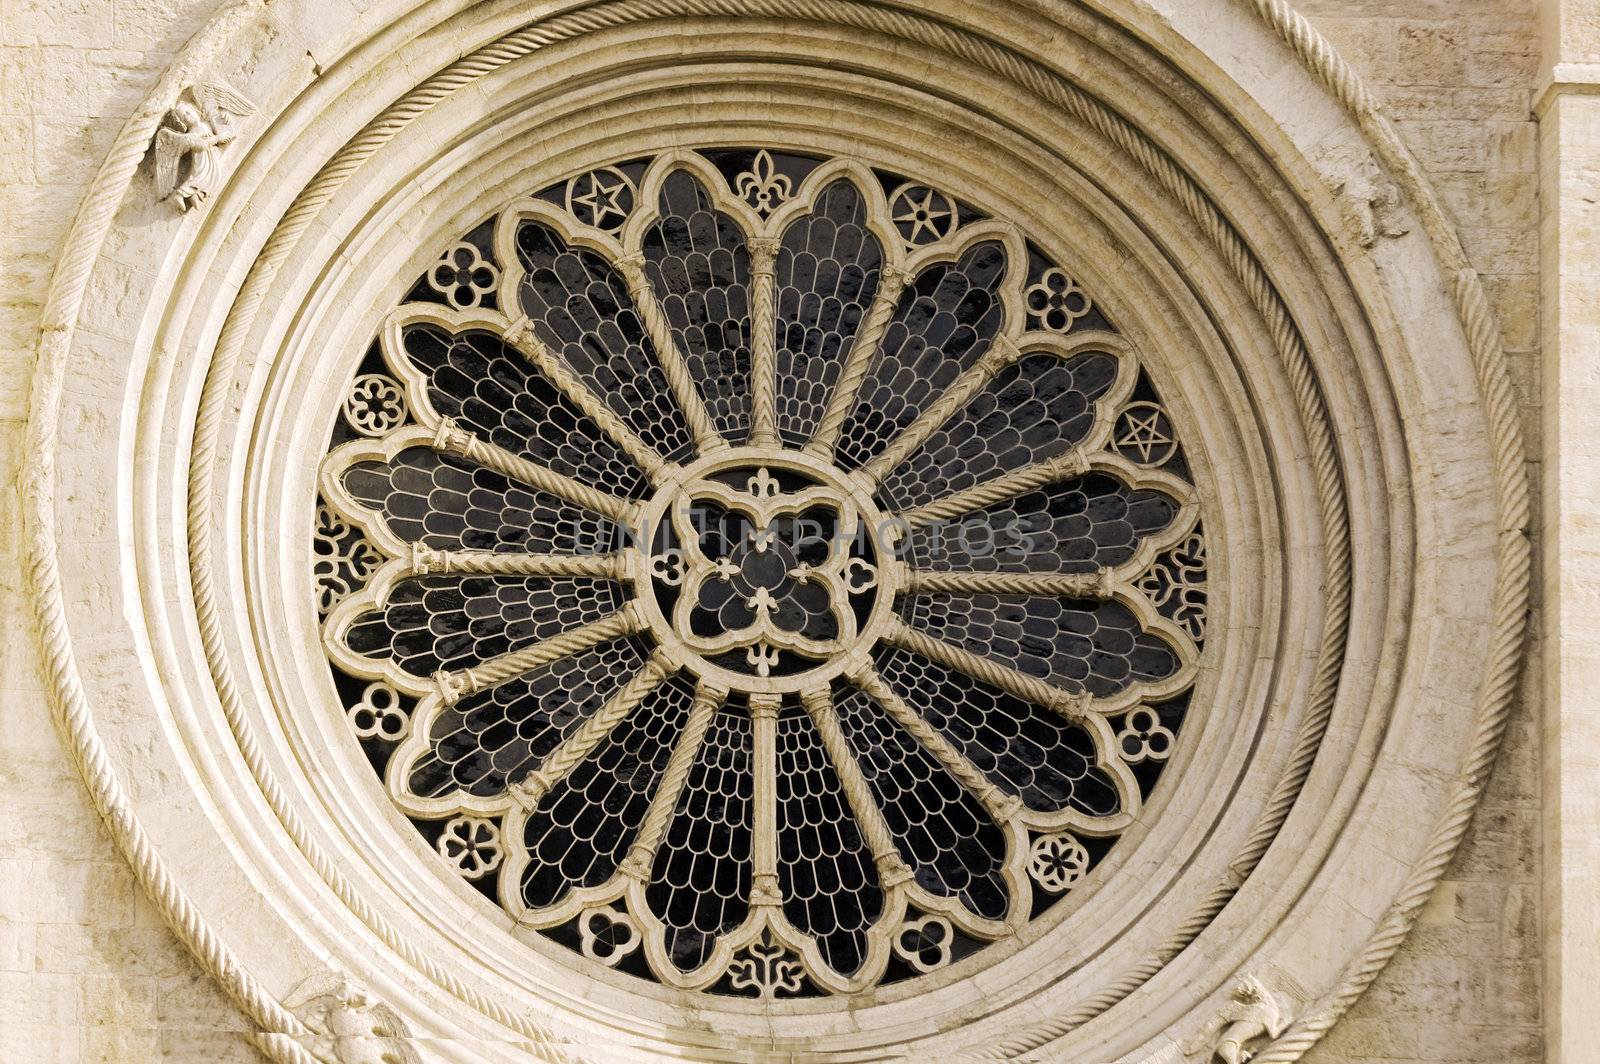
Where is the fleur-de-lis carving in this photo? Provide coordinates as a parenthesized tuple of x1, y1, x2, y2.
(735, 150, 793, 214)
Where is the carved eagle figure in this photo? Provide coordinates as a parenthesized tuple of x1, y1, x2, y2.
(153, 83, 255, 212)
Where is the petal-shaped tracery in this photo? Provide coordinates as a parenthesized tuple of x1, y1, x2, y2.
(775, 709, 886, 978)
(512, 220, 697, 461)
(391, 323, 652, 497)
(644, 706, 755, 974)
(878, 349, 1124, 511)
(316, 147, 1208, 997)
(834, 239, 1012, 471)
(336, 445, 621, 556)
(344, 574, 625, 679)
(874, 646, 1125, 823)
(775, 179, 886, 446)
(833, 685, 1013, 925)
(640, 169, 755, 443)
(517, 674, 699, 910)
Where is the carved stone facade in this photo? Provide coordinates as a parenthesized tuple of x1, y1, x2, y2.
(0, 1, 1576, 1062)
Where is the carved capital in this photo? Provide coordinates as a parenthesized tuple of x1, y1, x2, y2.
(433, 668, 469, 706)
(613, 252, 650, 293)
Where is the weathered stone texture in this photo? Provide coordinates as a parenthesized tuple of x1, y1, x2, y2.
(1, 3, 268, 1059)
(1301, 1, 1544, 1061)
(0, 0, 1546, 1060)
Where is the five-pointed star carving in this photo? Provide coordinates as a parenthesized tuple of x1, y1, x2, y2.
(572, 172, 630, 228)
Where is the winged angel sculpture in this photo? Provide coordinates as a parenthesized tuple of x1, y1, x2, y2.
(152, 83, 255, 212)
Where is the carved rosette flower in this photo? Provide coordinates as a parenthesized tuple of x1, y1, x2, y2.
(316, 148, 1205, 997)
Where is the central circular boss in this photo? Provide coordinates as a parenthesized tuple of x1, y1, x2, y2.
(632, 447, 897, 694)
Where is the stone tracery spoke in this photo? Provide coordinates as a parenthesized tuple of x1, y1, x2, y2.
(882, 618, 1092, 721)
(400, 546, 633, 580)
(899, 447, 1092, 527)
(856, 334, 1022, 486)
(428, 415, 640, 525)
(616, 681, 729, 882)
(903, 567, 1115, 600)
(618, 153, 767, 452)
(432, 604, 646, 706)
(798, 686, 916, 890)
(857, 328, 1134, 488)
(504, 649, 678, 811)
(613, 253, 726, 454)
(847, 664, 1024, 825)
(898, 449, 1197, 528)
(497, 314, 674, 482)
(748, 237, 782, 446)
(803, 266, 911, 457)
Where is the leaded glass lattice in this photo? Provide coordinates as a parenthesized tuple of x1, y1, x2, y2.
(316, 147, 1204, 997)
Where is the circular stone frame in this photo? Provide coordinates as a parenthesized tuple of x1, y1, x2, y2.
(23, 1, 1529, 1062)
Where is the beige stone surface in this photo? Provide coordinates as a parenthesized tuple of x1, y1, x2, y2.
(0, 0, 1555, 1061)
(1299, 3, 1545, 1062)
(0, 2, 268, 1060)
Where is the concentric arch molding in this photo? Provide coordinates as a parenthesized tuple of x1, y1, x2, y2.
(22, 1, 1529, 1062)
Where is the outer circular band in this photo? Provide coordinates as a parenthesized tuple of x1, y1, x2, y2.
(23, 1, 1528, 1061)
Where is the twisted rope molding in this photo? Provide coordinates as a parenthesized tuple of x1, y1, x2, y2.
(985, 1, 1534, 1054)
(1241, 1, 1531, 1059)
(203, 0, 1357, 1051)
(15, 3, 1524, 1064)
(21, 1, 324, 1058)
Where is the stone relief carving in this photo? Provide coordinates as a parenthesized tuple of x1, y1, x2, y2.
(285, 972, 423, 1064)
(152, 83, 255, 211)
(1314, 137, 1410, 248)
(1181, 976, 1289, 1064)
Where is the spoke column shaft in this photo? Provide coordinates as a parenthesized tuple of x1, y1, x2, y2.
(432, 416, 639, 524)
(901, 447, 1089, 526)
(860, 336, 1019, 485)
(905, 567, 1113, 600)
(805, 266, 910, 456)
(748, 238, 781, 447)
(615, 254, 726, 454)
(502, 316, 671, 483)
(508, 649, 677, 810)
(618, 681, 727, 881)
(435, 603, 645, 704)
(749, 693, 783, 907)
(848, 664, 1022, 823)
(799, 686, 913, 887)
(407, 546, 632, 580)
(882, 618, 1089, 721)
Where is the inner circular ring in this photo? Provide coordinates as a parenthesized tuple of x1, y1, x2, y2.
(631, 445, 899, 695)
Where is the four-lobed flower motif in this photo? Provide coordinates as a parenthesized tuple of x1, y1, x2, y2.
(316, 147, 1205, 997)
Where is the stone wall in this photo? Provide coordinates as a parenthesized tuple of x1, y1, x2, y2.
(0, 1, 1545, 1060)
(1299, 3, 1544, 1061)
(2, 5, 265, 1060)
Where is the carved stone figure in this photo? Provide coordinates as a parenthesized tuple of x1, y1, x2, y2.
(1313, 136, 1410, 248)
(153, 83, 255, 211)
(1183, 976, 1288, 1064)
(285, 972, 422, 1064)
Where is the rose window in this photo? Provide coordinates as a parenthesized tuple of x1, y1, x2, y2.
(316, 148, 1204, 997)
